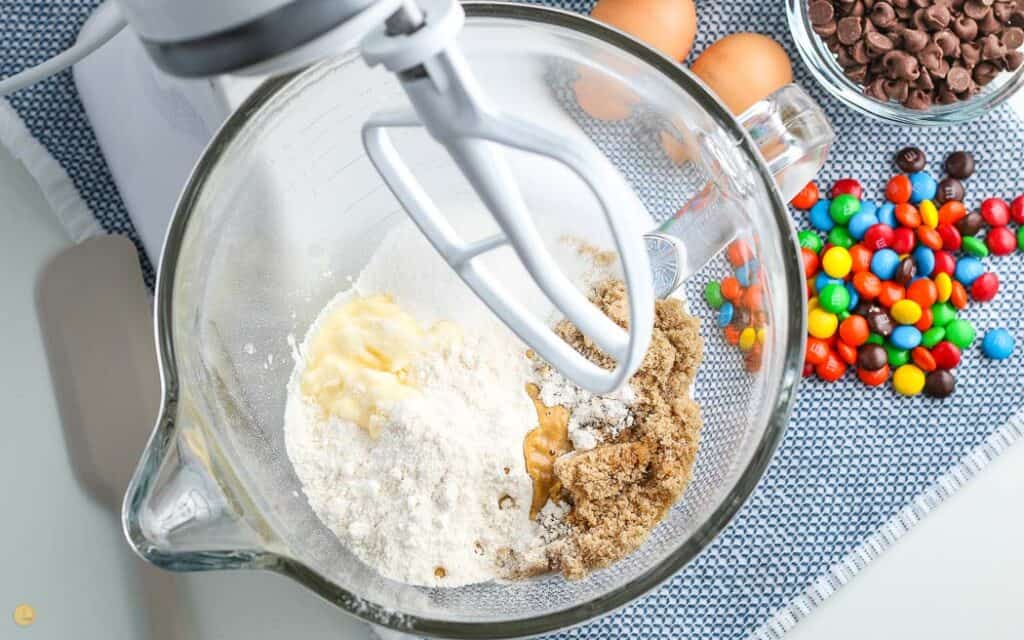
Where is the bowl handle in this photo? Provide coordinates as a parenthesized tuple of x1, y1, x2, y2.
(646, 84, 833, 296)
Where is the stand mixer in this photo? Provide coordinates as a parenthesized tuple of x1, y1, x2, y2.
(2, 2, 840, 635)
(2, 0, 831, 394)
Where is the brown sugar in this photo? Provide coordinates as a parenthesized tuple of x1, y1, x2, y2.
(508, 279, 704, 580)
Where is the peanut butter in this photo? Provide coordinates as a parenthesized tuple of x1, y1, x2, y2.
(523, 383, 573, 518)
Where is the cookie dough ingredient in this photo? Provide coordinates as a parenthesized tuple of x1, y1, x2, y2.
(504, 280, 704, 580)
(591, 0, 698, 61)
(300, 294, 456, 436)
(523, 384, 573, 518)
(554, 281, 704, 578)
(533, 364, 636, 451)
(286, 211, 623, 588)
(808, 0, 1024, 109)
(691, 33, 793, 114)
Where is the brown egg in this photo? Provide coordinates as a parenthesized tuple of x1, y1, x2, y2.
(659, 118, 700, 165)
(691, 33, 793, 115)
(573, 66, 637, 121)
(591, 0, 698, 62)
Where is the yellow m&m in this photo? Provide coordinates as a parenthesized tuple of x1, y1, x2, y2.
(892, 364, 926, 396)
(821, 246, 853, 279)
(935, 272, 953, 303)
(808, 307, 838, 339)
(890, 299, 923, 325)
(920, 200, 939, 229)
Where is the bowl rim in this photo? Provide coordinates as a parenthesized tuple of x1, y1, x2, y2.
(786, 0, 1024, 126)
(130, 2, 805, 637)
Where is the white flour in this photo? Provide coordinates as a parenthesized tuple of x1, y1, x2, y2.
(285, 211, 619, 587)
(285, 328, 537, 587)
(534, 365, 636, 451)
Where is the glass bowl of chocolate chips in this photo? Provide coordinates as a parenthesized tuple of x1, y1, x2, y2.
(789, 0, 1024, 125)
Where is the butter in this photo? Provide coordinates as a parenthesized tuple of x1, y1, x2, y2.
(300, 294, 456, 436)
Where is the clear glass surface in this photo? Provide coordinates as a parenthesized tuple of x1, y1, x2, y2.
(124, 4, 805, 637)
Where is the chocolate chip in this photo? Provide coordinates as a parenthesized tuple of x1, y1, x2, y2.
(924, 369, 956, 398)
(852, 39, 873, 63)
(935, 177, 965, 203)
(947, 64, 974, 90)
(866, 75, 891, 98)
(904, 87, 935, 108)
(945, 150, 975, 178)
(1006, 49, 1024, 69)
(858, 343, 889, 370)
(957, 82, 982, 99)
(963, 0, 992, 20)
(871, 1, 900, 27)
(848, 63, 870, 82)
(994, 1, 1015, 22)
(937, 81, 962, 102)
(973, 60, 1000, 84)
(902, 28, 932, 51)
(885, 49, 923, 79)
(961, 40, 983, 67)
(1003, 26, 1024, 48)
(1011, 9, 1024, 26)
(810, 0, 837, 25)
(955, 211, 984, 235)
(867, 31, 898, 54)
(838, 16, 865, 43)
(934, 29, 962, 57)
(918, 68, 937, 88)
(816, 20, 840, 37)
(978, 10, 1004, 34)
(837, 45, 859, 67)
(919, 41, 945, 71)
(929, 57, 952, 79)
(895, 146, 928, 171)
(923, 3, 953, 28)
(981, 33, 1008, 60)
(952, 16, 980, 40)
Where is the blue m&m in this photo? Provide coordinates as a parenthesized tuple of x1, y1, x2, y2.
(870, 248, 900, 281)
(982, 328, 1015, 360)
(954, 256, 985, 286)
(809, 199, 834, 231)
(908, 171, 937, 204)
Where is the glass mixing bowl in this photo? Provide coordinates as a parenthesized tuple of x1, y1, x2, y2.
(124, 3, 806, 637)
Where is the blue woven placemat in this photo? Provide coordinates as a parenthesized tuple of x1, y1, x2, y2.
(5, 1, 1024, 638)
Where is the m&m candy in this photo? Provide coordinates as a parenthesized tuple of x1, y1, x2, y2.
(708, 148, 1017, 399)
(982, 328, 1016, 360)
(970, 272, 999, 302)
(908, 172, 937, 204)
(980, 197, 1011, 226)
(986, 226, 1017, 256)
(893, 364, 926, 395)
